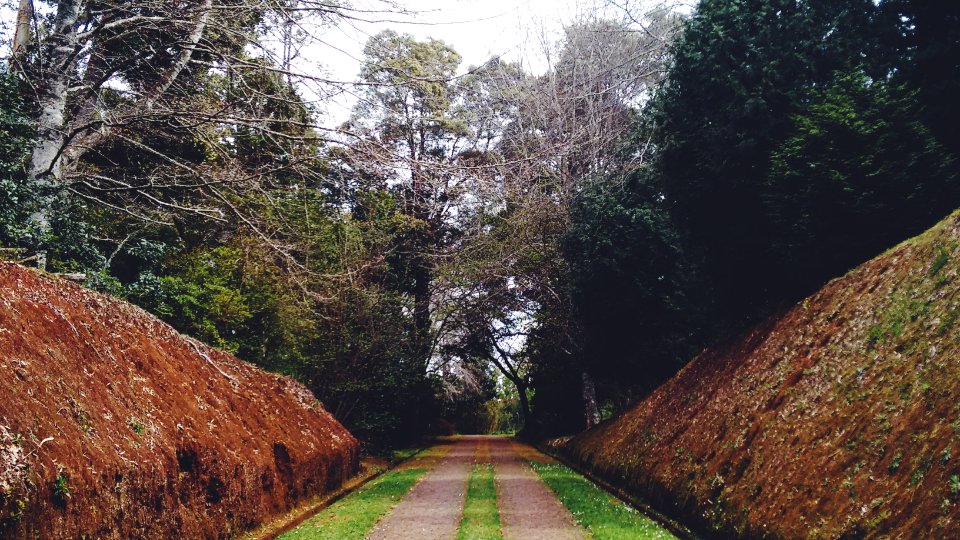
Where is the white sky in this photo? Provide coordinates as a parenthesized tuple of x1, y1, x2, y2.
(321, 0, 595, 75)
(302, 0, 646, 123)
(1, 0, 687, 123)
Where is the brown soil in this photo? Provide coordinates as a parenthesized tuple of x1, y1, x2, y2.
(0, 263, 359, 539)
(367, 437, 478, 540)
(491, 438, 585, 540)
(564, 210, 960, 538)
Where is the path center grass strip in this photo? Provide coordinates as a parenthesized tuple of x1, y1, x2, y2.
(278, 466, 429, 540)
(457, 463, 503, 540)
(529, 461, 678, 540)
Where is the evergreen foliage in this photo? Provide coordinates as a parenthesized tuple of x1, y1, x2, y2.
(0, 71, 33, 246)
(652, 0, 877, 321)
(564, 172, 702, 400)
(765, 70, 958, 290)
(546, 0, 960, 430)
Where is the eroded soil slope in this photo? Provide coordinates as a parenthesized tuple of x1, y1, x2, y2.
(565, 211, 960, 538)
(0, 263, 358, 539)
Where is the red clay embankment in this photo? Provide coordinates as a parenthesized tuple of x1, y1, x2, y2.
(564, 210, 960, 538)
(0, 262, 358, 538)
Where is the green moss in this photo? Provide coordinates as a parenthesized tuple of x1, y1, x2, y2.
(909, 458, 932, 487)
(888, 453, 903, 474)
(930, 245, 950, 277)
(389, 447, 423, 463)
(938, 309, 958, 336)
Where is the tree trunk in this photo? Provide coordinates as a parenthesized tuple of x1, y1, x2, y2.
(516, 382, 531, 429)
(408, 134, 433, 371)
(26, 0, 83, 270)
(582, 371, 600, 429)
(12, 0, 33, 59)
(24, 0, 213, 271)
(412, 258, 432, 368)
(66, 0, 214, 166)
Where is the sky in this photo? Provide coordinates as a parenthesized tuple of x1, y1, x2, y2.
(319, 0, 602, 78)
(0, 0, 687, 123)
(301, 0, 644, 123)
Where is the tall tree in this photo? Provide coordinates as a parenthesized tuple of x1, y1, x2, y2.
(764, 70, 958, 287)
(878, 0, 960, 158)
(563, 170, 701, 404)
(349, 30, 470, 370)
(652, 0, 877, 324)
(12, 0, 345, 269)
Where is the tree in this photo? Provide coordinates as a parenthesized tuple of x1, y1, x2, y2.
(563, 170, 702, 401)
(650, 0, 884, 326)
(348, 29, 470, 370)
(0, 69, 33, 249)
(417, 12, 683, 433)
(764, 70, 958, 290)
(878, 0, 960, 159)
(7, 1, 466, 449)
(11, 0, 345, 269)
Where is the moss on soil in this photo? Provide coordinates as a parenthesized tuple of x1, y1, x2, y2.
(564, 210, 960, 538)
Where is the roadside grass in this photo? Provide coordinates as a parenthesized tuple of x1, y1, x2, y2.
(278, 443, 451, 540)
(389, 447, 423, 463)
(529, 461, 678, 540)
(278, 466, 428, 540)
(457, 464, 502, 540)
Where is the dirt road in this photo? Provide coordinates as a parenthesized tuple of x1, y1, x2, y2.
(367, 438, 478, 539)
(489, 438, 585, 540)
(367, 436, 585, 540)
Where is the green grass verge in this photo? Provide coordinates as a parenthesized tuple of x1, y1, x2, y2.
(389, 447, 423, 463)
(457, 464, 502, 540)
(278, 466, 428, 540)
(529, 461, 678, 540)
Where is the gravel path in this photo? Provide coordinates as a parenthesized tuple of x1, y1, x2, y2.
(490, 438, 586, 540)
(366, 436, 480, 540)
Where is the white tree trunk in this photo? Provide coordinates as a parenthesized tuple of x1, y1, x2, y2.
(11, 0, 33, 58)
(24, 0, 213, 270)
(65, 0, 213, 166)
(26, 0, 83, 270)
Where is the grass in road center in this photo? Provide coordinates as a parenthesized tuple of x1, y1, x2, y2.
(457, 463, 502, 540)
(529, 461, 678, 540)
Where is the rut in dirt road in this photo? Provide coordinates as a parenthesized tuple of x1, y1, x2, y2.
(366, 437, 479, 539)
(489, 438, 585, 540)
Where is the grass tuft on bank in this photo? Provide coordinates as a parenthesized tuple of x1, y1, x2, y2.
(530, 461, 677, 540)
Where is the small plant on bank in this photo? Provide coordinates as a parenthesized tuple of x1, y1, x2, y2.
(930, 245, 950, 277)
(126, 417, 146, 435)
(52, 473, 70, 506)
(888, 453, 902, 474)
